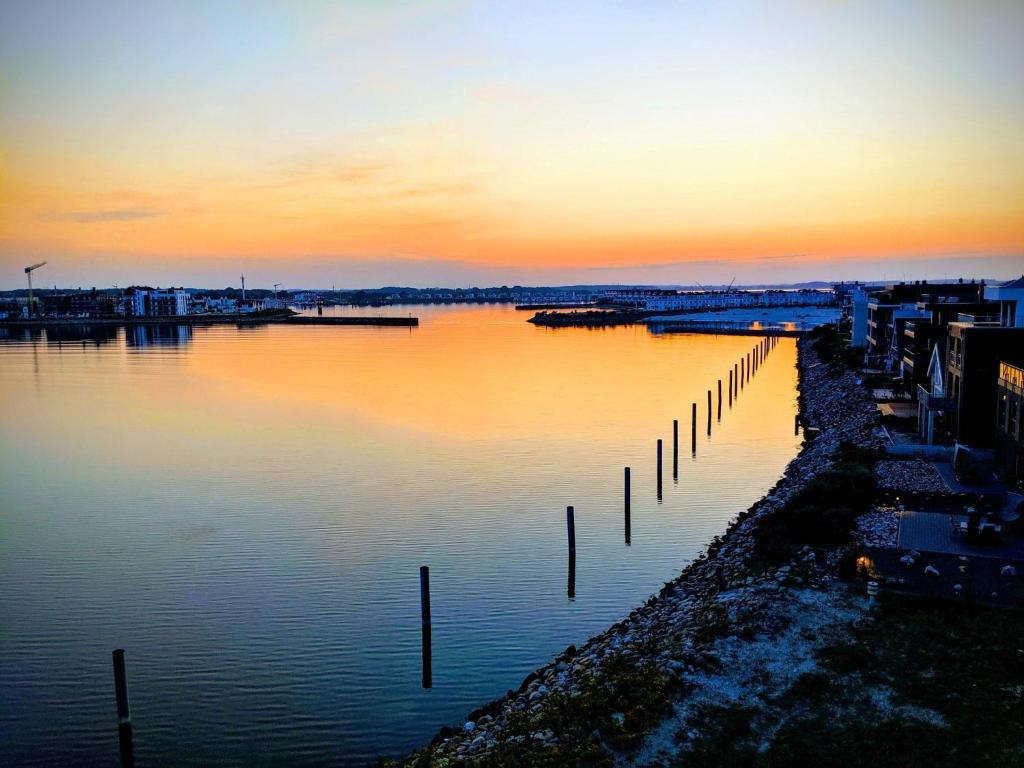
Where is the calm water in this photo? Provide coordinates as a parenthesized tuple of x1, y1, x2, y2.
(0, 304, 800, 766)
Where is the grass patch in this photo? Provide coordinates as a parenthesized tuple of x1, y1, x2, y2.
(676, 595, 1024, 768)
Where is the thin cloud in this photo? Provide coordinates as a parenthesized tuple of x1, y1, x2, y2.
(590, 259, 737, 271)
(39, 207, 165, 224)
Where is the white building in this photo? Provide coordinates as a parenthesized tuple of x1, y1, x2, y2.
(987, 275, 1024, 328)
(609, 288, 834, 312)
(849, 288, 870, 348)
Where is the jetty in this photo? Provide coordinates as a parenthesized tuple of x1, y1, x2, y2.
(279, 315, 417, 326)
(0, 310, 418, 328)
(515, 302, 598, 311)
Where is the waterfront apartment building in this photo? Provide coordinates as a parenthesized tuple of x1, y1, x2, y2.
(996, 360, 1024, 489)
(945, 324, 1024, 447)
(124, 288, 189, 317)
(848, 288, 870, 348)
(40, 290, 116, 317)
(864, 280, 984, 369)
(901, 301, 997, 389)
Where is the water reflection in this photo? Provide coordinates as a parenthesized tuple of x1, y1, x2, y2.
(126, 324, 193, 347)
(45, 325, 119, 347)
(0, 304, 803, 766)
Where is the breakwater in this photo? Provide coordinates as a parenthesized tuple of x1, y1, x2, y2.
(280, 316, 418, 326)
(391, 335, 880, 764)
(0, 311, 418, 328)
(647, 320, 803, 337)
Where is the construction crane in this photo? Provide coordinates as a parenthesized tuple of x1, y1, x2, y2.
(273, 283, 281, 300)
(24, 261, 47, 317)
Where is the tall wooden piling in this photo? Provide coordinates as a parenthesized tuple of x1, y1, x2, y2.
(656, 440, 663, 498)
(728, 370, 733, 405)
(707, 390, 712, 435)
(566, 506, 576, 553)
(568, 551, 576, 599)
(624, 467, 631, 545)
(691, 402, 697, 453)
(794, 414, 800, 436)
(717, 379, 723, 420)
(420, 566, 432, 688)
(112, 649, 134, 768)
(733, 363, 739, 396)
(672, 419, 679, 479)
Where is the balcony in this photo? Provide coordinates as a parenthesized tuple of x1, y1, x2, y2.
(918, 384, 953, 411)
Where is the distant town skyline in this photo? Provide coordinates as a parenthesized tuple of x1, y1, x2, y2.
(2, 1, 1022, 289)
(0, 252, 1021, 292)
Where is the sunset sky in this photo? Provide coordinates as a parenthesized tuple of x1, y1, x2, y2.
(1, 0, 1022, 288)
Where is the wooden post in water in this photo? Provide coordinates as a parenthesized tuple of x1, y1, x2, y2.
(672, 419, 679, 479)
(733, 363, 739, 396)
(568, 550, 576, 599)
(420, 566, 432, 688)
(566, 506, 576, 553)
(624, 467, 631, 545)
(656, 440, 663, 498)
(717, 379, 723, 421)
(728, 370, 733, 405)
(112, 649, 134, 768)
(707, 390, 712, 435)
(794, 414, 800, 436)
(691, 402, 697, 454)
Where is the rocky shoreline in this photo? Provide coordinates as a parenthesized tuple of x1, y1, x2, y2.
(389, 334, 881, 765)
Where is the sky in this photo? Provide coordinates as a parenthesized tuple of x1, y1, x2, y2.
(1, 0, 1022, 289)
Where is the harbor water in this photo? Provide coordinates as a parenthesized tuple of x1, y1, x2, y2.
(0, 304, 801, 766)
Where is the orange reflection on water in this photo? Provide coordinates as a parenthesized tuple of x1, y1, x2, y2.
(182, 306, 798, 444)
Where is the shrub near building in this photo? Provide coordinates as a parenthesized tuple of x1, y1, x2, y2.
(757, 443, 879, 562)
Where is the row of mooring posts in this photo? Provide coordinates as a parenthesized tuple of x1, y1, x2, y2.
(414, 337, 785, 692)
(105, 336, 786, 754)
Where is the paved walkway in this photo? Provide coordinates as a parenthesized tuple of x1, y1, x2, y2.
(930, 460, 1007, 494)
(898, 510, 1024, 561)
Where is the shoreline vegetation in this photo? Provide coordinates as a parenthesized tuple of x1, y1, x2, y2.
(384, 327, 1024, 767)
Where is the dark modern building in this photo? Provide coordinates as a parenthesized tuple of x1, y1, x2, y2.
(901, 301, 997, 389)
(946, 324, 1024, 447)
(865, 280, 984, 368)
(39, 290, 117, 317)
(996, 360, 1024, 489)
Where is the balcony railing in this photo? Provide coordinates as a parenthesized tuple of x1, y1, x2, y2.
(918, 383, 953, 411)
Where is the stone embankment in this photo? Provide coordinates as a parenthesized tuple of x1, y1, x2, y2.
(391, 337, 881, 765)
